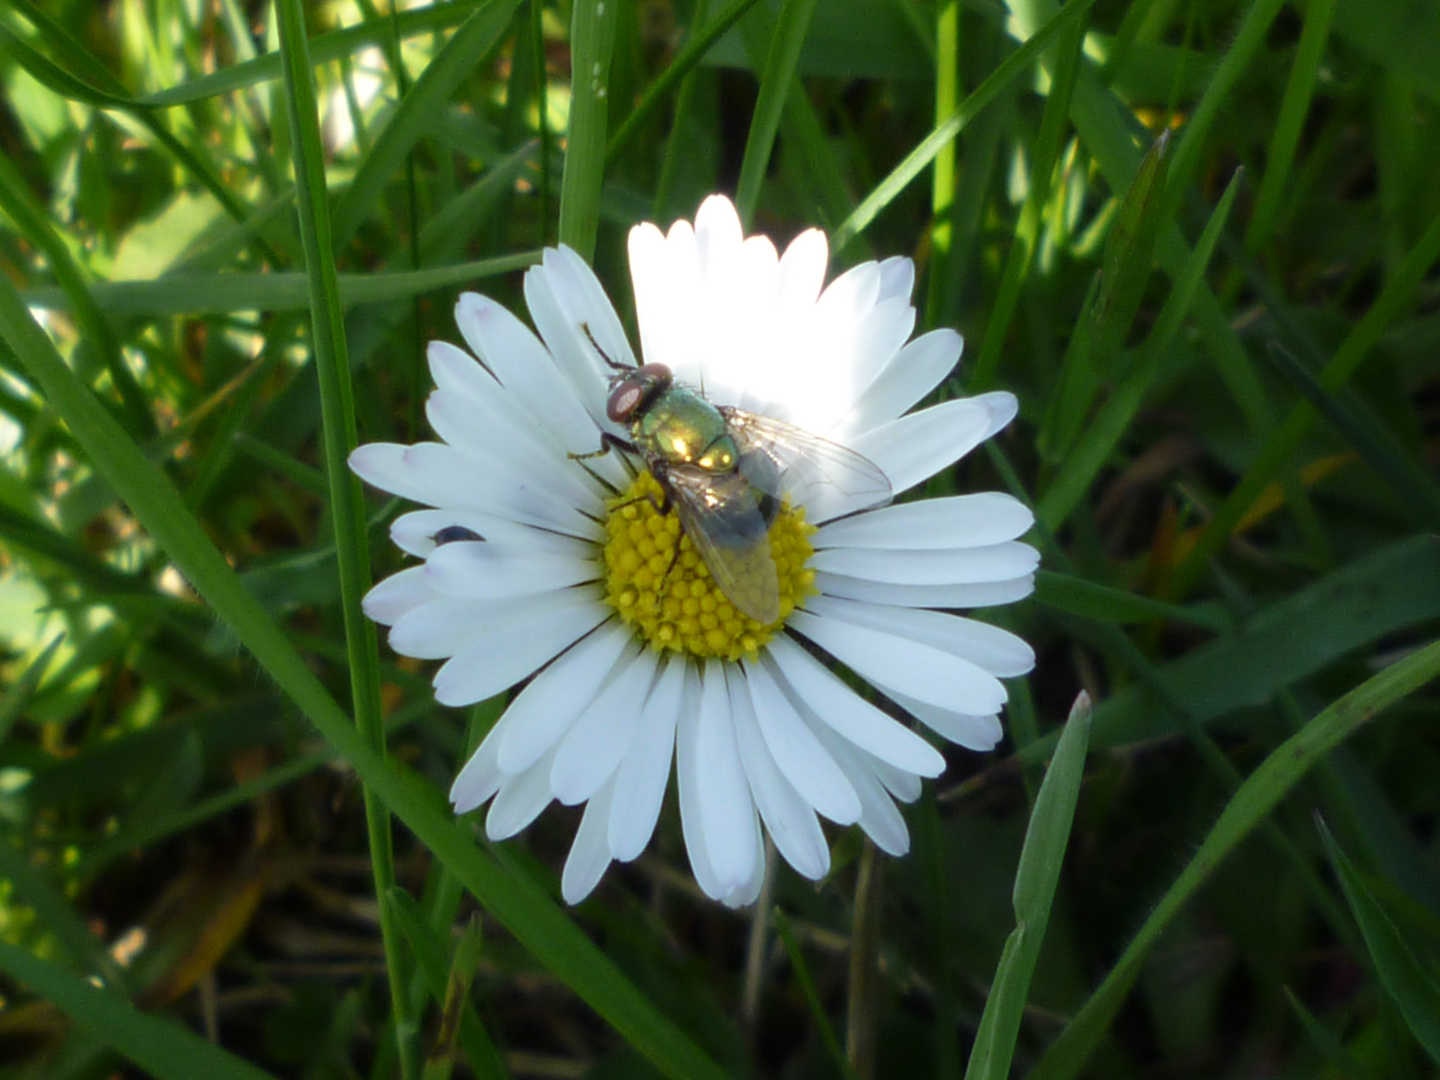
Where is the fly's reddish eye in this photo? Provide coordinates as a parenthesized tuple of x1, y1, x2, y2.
(607, 380, 644, 422)
(606, 364, 672, 422)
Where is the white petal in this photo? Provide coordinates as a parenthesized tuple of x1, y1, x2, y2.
(821, 296, 916, 430)
(425, 383, 602, 513)
(388, 598, 490, 659)
(431, 592, 610, 707)
(888, 689, 1005, 751)
(403, 442, 600, 538)
(876, 255, 915, 303)
(867, 752, 923, 803)
(486, 746, 557, 840)
(743, 657, 861, 825)
(720, 823, 767, 908)
(363, 566, 435, 625)
(694, 659, 758, 895)
(551, 646, 658, 805)
(391, 510, 589, 561)
(730, 667, 829, 881)
(562, 777, 616, 904)
(816, 571, 1036, 609)
(349, 442, 440, 504)
(805, 594, 1036, 677)
(811, 541, 1039, 585)
(695, 193, 744, 253)
(424, 540, 597, 599)
(814, 492, 1033, 550)
(629, 220, 702, 382)
(453, 292, 627, 486)
(525, 247, 635, 434)
(496, 621, 632, 774)
(777, 227, 827, 311)
(787, 609, 1008, 716)
(810, 724, 910, 856)
(608, 656, 683, 861)
(765, 635, 946, 776)
(450, 720, 505, 813)
(843, 329, 964, 433)
(850, 396, 1000, 500)
(390, 509, 495, 557)
(675, 664, 723, 900)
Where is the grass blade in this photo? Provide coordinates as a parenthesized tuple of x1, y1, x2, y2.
(1027, 638, 1440, 1079)
(965, 692, 1091, 1080)
(733, 0, 818, 226)
(0, 941, 278, 1080)
(558, 0, 619, 258)
(1320, 819, 1440, 1065)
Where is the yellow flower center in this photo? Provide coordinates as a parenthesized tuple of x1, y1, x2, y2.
(601, 471, 817, 662)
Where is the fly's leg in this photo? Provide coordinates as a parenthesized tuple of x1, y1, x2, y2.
(581, 321, 631, 373)
(569, 431, 634, 462)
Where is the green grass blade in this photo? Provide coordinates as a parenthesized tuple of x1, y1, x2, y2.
(1038, 129, 1172, 464)
(965, 692, 1090, 1080)
(140, 3, 486, 106)
(733, 0, 818, 227)
(330, 0, 522, 253)
(967, 10, 1086, 391)
(774, 907, 858, 1080)
(606, 0, 763, 169)
(1172, 202, 1440, 595)
(0, 941, 279, 1080)
(832, 0, 1098, 253)
(1159, 0, 1286, 221)
(1319, 820, 1440, 1065)
(1264, 341, 1440, 530)
(1038, 162, 1240, 528)
(22, 254, 538, 316)
(0, 271, 729, 1080)
(1026, 639, 1440, 1080)
(1033, 570, 1229, 631)
(1244, 0, 1335, 250)
(387, 890, 507, 1080)
(0, 149, 154, 440)
(558, 0, 619, 258)
(274, 2, 414, 1074)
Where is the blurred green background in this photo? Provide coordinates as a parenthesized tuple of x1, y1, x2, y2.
(0, 0, 1437, 1077)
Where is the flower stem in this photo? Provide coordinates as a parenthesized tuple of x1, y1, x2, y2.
(847, 840, 885, 1080)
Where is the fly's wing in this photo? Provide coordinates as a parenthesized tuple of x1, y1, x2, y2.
(664, 464, 781, 624)
(718, 407, 892, 511)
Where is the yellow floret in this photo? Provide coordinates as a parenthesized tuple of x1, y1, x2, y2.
(600, 471, 816, 662)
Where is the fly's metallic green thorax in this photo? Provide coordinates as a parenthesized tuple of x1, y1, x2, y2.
(631, 385, 740, 474)
(594, 352, 892, 625)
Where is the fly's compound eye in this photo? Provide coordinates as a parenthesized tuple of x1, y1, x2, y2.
(606, 379, 646, 423)
(606, 364, 672, 423)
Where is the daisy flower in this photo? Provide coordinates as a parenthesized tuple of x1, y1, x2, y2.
(350, 195, 1037, 906)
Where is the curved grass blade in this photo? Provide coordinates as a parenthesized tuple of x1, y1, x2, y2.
(0, 940, 278, 1080)
(1026, 638, 1440, 1080)
(22, 254, 539, 316)
(965, 692, 1091, 1080)
(558, 0, 618, 258)
(330, 0, 522, 253)
(832, 0, 1098, 253)
(1320, 819, 1440, 1065)
(1264, 340, 1440, 531)
(606, 0, 764, 168)
(734, 0, 818, 226)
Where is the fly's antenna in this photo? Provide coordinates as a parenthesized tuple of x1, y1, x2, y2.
(580, 321, 628, 372)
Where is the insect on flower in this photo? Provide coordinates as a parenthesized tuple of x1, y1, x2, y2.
(581, 324, 893, 625)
